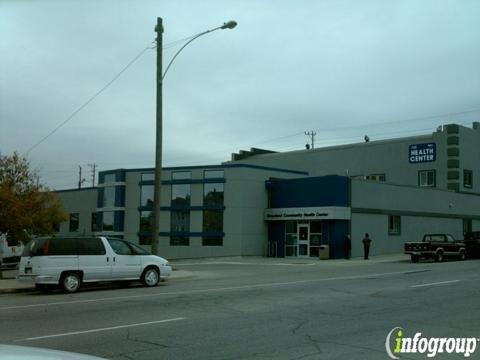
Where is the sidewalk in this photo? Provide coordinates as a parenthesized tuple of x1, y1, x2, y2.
(170, 253, 408, 266)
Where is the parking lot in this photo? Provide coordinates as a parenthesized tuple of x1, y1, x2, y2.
(1, 256, 479, 359)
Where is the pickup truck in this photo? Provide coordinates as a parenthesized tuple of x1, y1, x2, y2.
(464, 231, 480, 258)
(0, 234, 24, 268)
(404, 234, 466, 263)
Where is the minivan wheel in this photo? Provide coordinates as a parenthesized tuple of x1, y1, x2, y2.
(459, 250, 466, 261)
(142, 268, 160, 287)
(61, 272, 81, 293)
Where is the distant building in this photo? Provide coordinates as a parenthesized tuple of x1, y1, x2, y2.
(56, 122, 480, 259)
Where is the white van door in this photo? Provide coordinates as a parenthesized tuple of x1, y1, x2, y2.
(106, 238, 141, 279)
(78, 238, 112, 281)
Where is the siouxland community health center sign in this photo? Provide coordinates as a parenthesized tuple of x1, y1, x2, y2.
(409, 143, 436, 164)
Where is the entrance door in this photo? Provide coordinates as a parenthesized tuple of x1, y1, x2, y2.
(298, 224, 309, 257)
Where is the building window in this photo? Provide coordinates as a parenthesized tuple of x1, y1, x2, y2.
(204, 183, 224, 206)
(202, 210, 223, 246)
(285, 221, 298, 256)
(103, 186, 116, 207)
(172, 171, 191, 180)
(104, 173, 116, 183)
(141, 172, 154, 181)
(172, 184, 191, 206)
(139, 211, 153, 233)
(204, 169, 224, 179)
(463, 219, 472, 235)
(309, 221, 322, 258)
(388, 215, 401, 235)
(53, 222, 60, 233)
(102, 211, 114, 231)
(202, 236, 223, 246)
(365, 174, 386, 182)
(418, 170, 436, 187)
(170, 210, 190, 246)
(464, 170, 473, 188)
(69, 213, 79, 232)
(139, 235, 152, 245)
(91, 213, 97, 232)
(140, 185, 154, 208)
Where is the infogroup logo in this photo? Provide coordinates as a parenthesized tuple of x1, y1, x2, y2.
(385, 327, 479, 359)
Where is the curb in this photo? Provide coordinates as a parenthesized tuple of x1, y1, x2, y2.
(0, 286, 37, 295)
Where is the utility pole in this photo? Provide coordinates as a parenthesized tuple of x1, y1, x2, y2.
(151, 17, 163, 255)
(88, 163, 97, 187)
(78, 166, 85, 189)
(305, 130, 317, 149)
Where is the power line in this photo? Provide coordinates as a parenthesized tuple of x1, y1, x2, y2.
(24, 31, 234, 156)
(25, 43, 154, 155)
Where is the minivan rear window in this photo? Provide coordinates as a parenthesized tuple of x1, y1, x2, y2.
(47, 238, 77, 255)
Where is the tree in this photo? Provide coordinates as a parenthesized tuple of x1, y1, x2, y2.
(0, 152, 66, 244)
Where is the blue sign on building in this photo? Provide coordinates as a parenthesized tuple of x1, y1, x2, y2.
(409, 143, 436, 164)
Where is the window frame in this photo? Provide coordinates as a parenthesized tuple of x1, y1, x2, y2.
(203, 182, 224, 206)
(69, 213, 79, 232)
(464, 169, 473, 188)
(388, 215, 401, 235)
(418, 169, 436, 188)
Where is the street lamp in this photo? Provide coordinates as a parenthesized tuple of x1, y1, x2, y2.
(151, 18, 237, 255)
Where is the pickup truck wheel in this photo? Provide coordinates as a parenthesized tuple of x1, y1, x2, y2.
(435, 252, 444, 263)
(142, 267, 160, 287)
(411, 255, 419, 263)
(458, 250, 466, 261)
(60, 272, 81, 293)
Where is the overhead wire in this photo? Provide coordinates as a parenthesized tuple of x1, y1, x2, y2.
(24, 33, 202, 156)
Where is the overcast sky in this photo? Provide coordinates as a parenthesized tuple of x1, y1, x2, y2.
(1, 0, 479, 190)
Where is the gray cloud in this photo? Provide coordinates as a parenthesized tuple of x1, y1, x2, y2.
(1, 0, 479, 189)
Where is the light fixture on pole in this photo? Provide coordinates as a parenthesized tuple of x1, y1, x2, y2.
(151, 18, 237, 255)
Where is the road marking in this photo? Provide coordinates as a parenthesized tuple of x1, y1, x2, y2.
(0, 269, 430, 311)
(19, 317, 185, 341)
(411, 280, 460, 288)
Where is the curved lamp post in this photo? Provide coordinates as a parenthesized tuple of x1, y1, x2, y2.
(151, 18, 237, 255)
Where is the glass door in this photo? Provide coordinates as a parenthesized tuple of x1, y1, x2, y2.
(298, 224, 309, 257)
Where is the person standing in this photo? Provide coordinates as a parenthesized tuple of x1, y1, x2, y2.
(362, 233, 372, 260)
(344, 234, 351, 259)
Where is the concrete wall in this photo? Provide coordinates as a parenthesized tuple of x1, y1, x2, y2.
(56, 188, 97, 235)
(230, 132, 448, 187)
(225, 167, 302, 257)
(229, 124, 480, 193)
(118, 165, 303, 259)
(350, 179, 480, 257)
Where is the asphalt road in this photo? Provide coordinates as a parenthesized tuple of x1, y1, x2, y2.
(0, 257, 479, 360)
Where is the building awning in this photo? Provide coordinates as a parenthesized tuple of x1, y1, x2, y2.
(264, 206, 351, 221)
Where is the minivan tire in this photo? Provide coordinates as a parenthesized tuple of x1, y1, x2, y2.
(61, 272, 82, 293)
(142, 267, 160, 287)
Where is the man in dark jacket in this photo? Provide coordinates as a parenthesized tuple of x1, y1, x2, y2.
(362, 233, 372, 260)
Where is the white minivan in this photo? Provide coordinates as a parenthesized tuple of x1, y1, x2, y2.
(18, 236, 172, 293)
